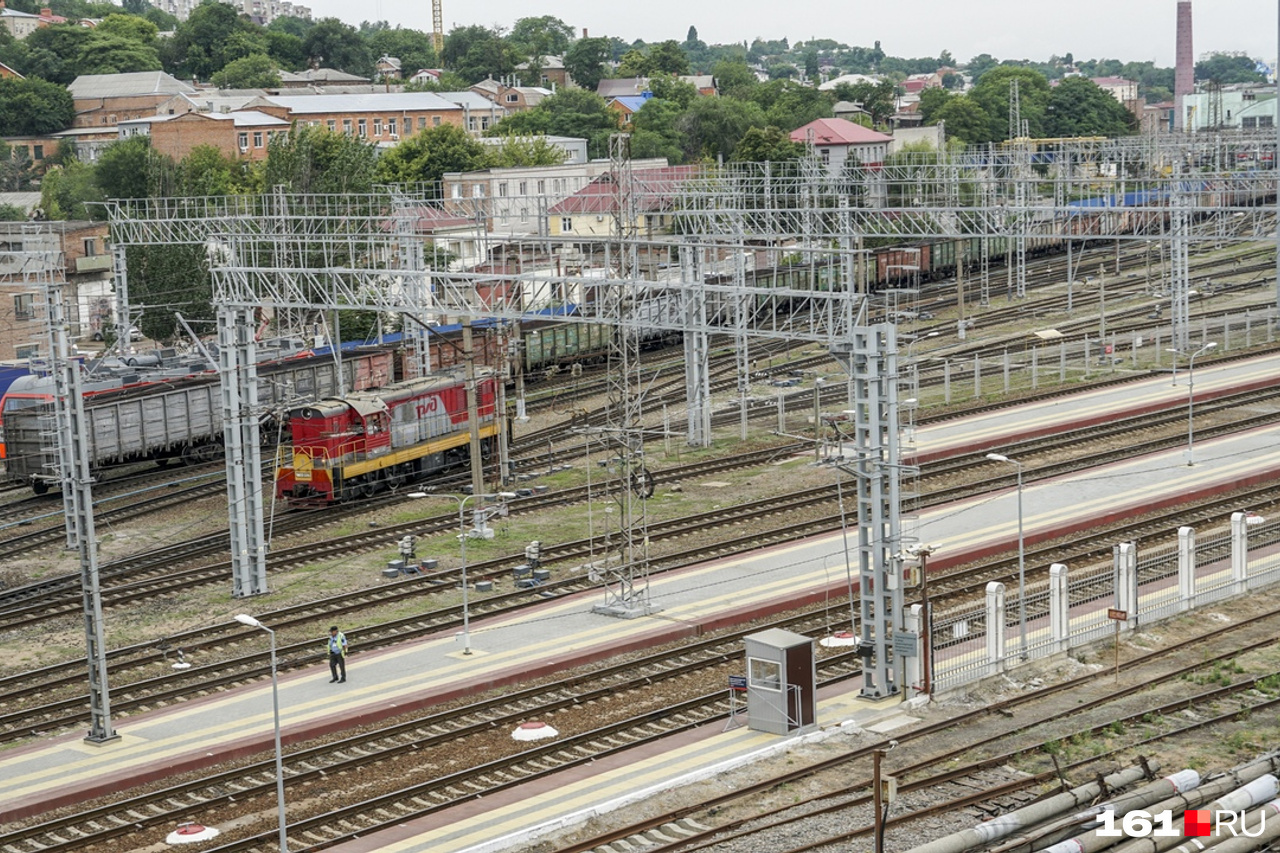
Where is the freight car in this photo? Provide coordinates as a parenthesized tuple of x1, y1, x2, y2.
(4, 346, 396, 494)
(275, 369, 499, 504)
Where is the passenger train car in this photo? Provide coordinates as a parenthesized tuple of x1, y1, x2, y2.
(275, 369, 499, 505)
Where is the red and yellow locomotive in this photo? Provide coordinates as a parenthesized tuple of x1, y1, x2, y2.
(275, 369, 499, 505)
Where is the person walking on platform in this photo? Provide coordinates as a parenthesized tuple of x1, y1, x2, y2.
(326, 626, 348, 683)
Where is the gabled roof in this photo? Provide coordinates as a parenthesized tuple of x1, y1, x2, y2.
(435, 91, 506, 112)
(376, 55, 401, 70)
(608, 96, 650, 113)
(596, 77, 646, 99)
(257, 92, 461, 114)
(790, 118, 892, 146)
(818, 73, 883, 91)
(516, 55, 565, 70)
(0, 60, 22, 79)
(69, 71, 197, 100)
(278, 68, 370, 84)
(549, 165, 701, 216)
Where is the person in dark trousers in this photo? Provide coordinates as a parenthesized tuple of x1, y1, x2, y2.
(327, 626, 348, 682)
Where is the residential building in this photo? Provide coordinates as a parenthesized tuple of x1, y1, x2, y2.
(607, 94, 651, 124)
(154, 0, 308, 24)
(597, 76, 717, 99)
(818, 73, 883, 91)
(400, 205, 486, 270)
(0, 2, 42, 39)
(471, 79, 552, 113)
(547, 164, 700, 239)
(143, 110, 289, 161)
(68, 71, 198, 131)
(277, 68, 370, 87)
(516, 55, 571, 89)
(442, 158, 669, 236)
(790, 118, 892, 174)
(249, 91, 466, 142)
(0, 221, 114, 356)
(0, 59, 22, 78)
(433, 91, 507, 134)
(376, 56, 402, 81)
(408, 69, 444, 86)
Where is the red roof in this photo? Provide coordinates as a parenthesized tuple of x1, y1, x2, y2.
(789, 118, 892, 146)
(549, 165, 703, 216)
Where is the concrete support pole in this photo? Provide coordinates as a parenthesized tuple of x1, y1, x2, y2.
(985, 581, 1005, 676)
(973, 354, 981, 399)
(1230, 511, 1250, 594)
(943, 360, 951, 404)
(1177, 526, 1196, 611)
(1207, 803, 1280, 853)
(1115, 542, 1138, 628)
(1016, 771, 1200, 853)
(1108, 767, 1280, 853)
(1049, 563, 1068, 654)
(1060, 341, 1067, 382)
(1002, 348, 1010, 393)
(903, 764, 1154, 853)
(1031, 347, 1038, 390)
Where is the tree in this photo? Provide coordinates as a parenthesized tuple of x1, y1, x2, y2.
(40, 161, 105, 220)
(364, 26, 436, 77)
(675, 96, 765, 161)
(941, 71, 964, 90)
(491, 88, 619, 157)
(647, 40, 690, 75)
(766, 62, 798, 80)
(831, 80, 896, 126)
(483, 134, 567, 168)
(1195, 52, 1265, 85)
(0, 142, 37, 192)
(94, 12, 158, 43)
(165, 1, 267, 80)
(266, 30, 306, 70)
(918, 87, 951, 123)
(303, 18, 372, 75)
(0, 203, 27, 221)
(803, 48, 819, 82)
(96, 136, 156, 199)
(177, 144, 249, 195)
(375, 123, 488, 191)
(686, 26, 698, 44)
(211, 53, 280, 88)
(647, 73, 697, 108)
(616, 47, 648, 77)
(731, 126, 804, 163)
(1044, 76, 1135, 138)
(968, 66, 1050, 140)
(630, 98, 685, 163)
(76, 32, 162, 74)
(442, 24, 516, 83)
(20, 25, 93, 83)
(508, 15, 573, 58)
(0, 77, 75, 135)
(712, 59, 757, 99)
(260, 125, 378, 194)
(564, 36, 611, 91)
(966, 53, 999, 81)
(751, 80, 832, 130)
(933, 97, 990, 145)
(128, 243, 212, 342)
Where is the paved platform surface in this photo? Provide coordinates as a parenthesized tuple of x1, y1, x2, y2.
(3, 421, 1279, 841)
(911, 351, 1280, 463)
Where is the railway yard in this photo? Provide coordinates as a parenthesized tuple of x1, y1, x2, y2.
(5, 190, 1280, 853)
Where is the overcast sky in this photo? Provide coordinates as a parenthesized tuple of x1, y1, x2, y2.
(309, 0, 1279, 68)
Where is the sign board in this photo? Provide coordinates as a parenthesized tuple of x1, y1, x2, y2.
(728, 675, 748, 691)
(892, 631, 919, 658)
(1107, 608, 1128, 621)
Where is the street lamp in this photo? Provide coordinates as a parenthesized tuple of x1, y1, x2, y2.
(1165, 347, 1181, 386)
(985, 453, 1027, 660)
(1185, 342, 1217, 466)
(234, 614, 288, 853)
(408, 491, 517, 654)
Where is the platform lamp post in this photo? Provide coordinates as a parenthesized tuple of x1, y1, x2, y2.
(985, 453, 1027, 660)
(233, 614, 288, 853)
(1184, 342, 1217, 466)
(408, 491, 517, 655)
(903, 331, 939, 401)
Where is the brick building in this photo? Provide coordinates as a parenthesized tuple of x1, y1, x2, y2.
(0, 221, 114, 357)
(142, 110, 290, 161)
(68, 71, 198, 131)
(249, 92, 466, 142)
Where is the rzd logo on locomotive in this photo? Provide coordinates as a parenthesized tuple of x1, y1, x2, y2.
(414, 395, 441, 418)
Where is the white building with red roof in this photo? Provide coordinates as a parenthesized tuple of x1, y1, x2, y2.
(548, 164, 702, 238)
(790, 118, 893, 175)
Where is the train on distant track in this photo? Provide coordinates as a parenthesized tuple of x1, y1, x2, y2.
(275, 369, 499, 505)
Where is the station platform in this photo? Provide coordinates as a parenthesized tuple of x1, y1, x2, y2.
(910, 350, 1280, 463)
(4, 421, 1280, 842)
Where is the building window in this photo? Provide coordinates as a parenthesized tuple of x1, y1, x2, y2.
(32, 145, 43, 160)
(15, 344, 38, 359)
(343, 119, 353, 134)
(1262, 116, 1276, 128)
(418, 116, 427, 130)
(451, 184, 462, 199)
(498, 183, 508, 197)
(505, 93, 519, 103)
(238, 132, 249, 150)
(432, 115, 442, 126)
(83, 237, 97, 257)
(518, 181, 527, 194)
(480, 116, 490, 129)
(13, 294, 34, 321)
(373, 118, 382, 136)
(537, 179, 545, 193)
(560, 217, 572, 232)
(519, 207, 528, 221)
(327, 119, 336, 132)
(468, 117, 478, 131)
(357, 119, 367, 136)
(388, 117, 397, 136)
(253, 131, 263, 148)
(472, 185, 483, 198)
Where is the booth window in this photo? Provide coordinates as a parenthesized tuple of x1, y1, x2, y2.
(748, 658, 781, 691)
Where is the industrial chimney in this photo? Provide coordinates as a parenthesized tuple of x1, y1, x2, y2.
(1175, 0, 1193, 131)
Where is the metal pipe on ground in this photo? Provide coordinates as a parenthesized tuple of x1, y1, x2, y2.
(903, 764, 1155, 853)
(991, 770, 1199, 853)
(1164, 800, 1280, 853)
(1198, 801, 1280, 853)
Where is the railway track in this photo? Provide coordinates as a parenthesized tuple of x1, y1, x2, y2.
(3, 384, 1279, 740)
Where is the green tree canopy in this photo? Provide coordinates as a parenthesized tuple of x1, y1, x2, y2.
(508, 15, 573, 59)
(94, 12, 158, 43)
(1044, 76, 1136, 138)
(176, 144, 251, 195)
(265, 30, 306, 70)
(917, 87, 951, 124)
(19, 25, 93, 84)
(364, 26, 437, 77)
(77, 32, 162, 74)
(303, 18, 372, 75)
(0, 142, 38, 192)
(933, 97, 991, 145)
(96, 135, 158, 199)
(563, 36, 611, 91)
(831, 80, 897, 126)
(712, 59, 757, 99)
(730, 125, 805, 163)
(490, 88, 619, 158)
(442, 24, 516, 83)
(968, 66, 1050, 140)
(210, 53, 280, 88)
(676, 96, 765, 161)
(483, 134, 567, 168)
(164, 1, 267, 80)
(750, 79, 832, 130)
(0, 76, 75, 135)
(375, 123, 488, 191)
(646, 74, 698, 109)
(259, 125, 378, 194)
(1195, 52, 1265, 84)
(647, 40, 691, 75)
(40, 160, 104, 220)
